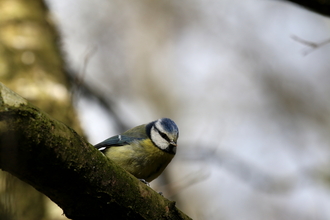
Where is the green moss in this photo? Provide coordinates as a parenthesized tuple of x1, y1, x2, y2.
(0, 98, 191, 219)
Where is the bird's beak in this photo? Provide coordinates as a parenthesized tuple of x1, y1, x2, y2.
(169, 141, 177, 154)
(170, 141, 177, 147)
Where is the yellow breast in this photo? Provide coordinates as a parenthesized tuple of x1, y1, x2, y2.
(104, 139, 174, 182)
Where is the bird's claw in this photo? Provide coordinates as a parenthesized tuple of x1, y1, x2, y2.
(139, 179, 150, 186)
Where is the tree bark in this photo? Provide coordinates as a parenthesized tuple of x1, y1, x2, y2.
(0, 83, 191, 220)
(0, 0, 84, 218)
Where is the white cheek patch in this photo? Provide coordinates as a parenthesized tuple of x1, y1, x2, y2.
(155, 120, 166, 134)
(150, 127, 168, 150)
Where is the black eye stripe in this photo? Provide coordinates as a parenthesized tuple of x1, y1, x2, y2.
(155, 127, 170, 142)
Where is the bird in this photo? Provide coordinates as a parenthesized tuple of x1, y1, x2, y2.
(94, 118, 179, 183)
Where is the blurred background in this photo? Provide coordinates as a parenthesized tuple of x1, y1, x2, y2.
(1, 0, 330, 219)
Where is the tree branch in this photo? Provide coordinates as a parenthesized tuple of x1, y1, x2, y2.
(0, 83, 191, 220)
(283, 0, 330, 17)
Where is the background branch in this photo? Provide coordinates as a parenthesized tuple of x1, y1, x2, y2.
(283, 0, 330, 16)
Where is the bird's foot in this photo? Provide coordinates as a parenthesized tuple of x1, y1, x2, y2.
(139, 179, 150, 186)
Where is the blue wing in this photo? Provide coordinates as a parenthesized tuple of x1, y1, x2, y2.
(94, 135, 142, 152)
(95, 124, 148, 152)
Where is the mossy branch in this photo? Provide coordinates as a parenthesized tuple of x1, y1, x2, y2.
(0, 83, 191, 220)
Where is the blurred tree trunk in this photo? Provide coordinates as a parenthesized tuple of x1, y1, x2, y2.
(0, 0, 83, 219)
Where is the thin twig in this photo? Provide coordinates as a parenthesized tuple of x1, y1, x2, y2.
(71, 46, 98, 100)
(291, 35, 330, 55)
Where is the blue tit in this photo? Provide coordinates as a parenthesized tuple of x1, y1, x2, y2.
(94, 118, 179, 183)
